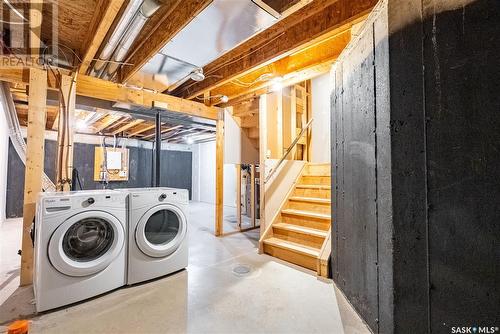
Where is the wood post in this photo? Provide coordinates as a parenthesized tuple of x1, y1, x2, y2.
(290, 86, 297, 159)
(236, 164, 241, 229)
(250, 164, 256, 227)
(215, 110, 224, 236)
(20, 67, 47, 286)
(258, 95, 267, 233)
(55, 74, 76, 191)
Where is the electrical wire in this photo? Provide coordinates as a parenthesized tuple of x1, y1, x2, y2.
(1, 0, 28, 25)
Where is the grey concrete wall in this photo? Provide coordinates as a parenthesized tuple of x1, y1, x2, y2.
(331, 0, 500, 332)
(331, 3, 393, 332)
(6, 139, 192, 218)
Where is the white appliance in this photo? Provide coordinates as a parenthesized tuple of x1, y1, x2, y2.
(121, 187, 189, 285)
(34, 190, 127, 312)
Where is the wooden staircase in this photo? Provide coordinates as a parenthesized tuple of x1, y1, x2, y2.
(260, 163, 331, 276)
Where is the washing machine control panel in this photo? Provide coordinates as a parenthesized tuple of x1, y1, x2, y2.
(41, 192, 125, 212)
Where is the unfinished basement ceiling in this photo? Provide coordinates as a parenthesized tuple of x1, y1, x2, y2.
(8, 85, 215, 143)
(132, 0, 277, 92)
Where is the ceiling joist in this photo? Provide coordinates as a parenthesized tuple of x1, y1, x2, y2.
(79, 0, 126, 74)
(171, 0, 377, 99)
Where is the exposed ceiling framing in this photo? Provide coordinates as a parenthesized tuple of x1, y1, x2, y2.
(169, 0, 376, 100)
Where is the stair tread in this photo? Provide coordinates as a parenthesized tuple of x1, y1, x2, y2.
(274, 223, 328, 238)
(295, 184, 331, 189)
(281, 209, 331, 220)
(289, 196, 331, 204)
(264, 237, 320, 257)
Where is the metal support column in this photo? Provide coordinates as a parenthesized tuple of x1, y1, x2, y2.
(155, 111, 161, 187)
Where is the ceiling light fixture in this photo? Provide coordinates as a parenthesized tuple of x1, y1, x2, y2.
(76, 120, 87, 130)
(270, 77, 283, 92)
(220, 95, 229, 103)
(189, 68, 205, 82)
(185, 137, 194, 145)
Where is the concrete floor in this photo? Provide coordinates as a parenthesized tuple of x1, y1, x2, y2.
(0, 201, 370, 334)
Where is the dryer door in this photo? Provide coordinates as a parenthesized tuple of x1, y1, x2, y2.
(48, 211, 125, 277)
(135, 204, 187, 258)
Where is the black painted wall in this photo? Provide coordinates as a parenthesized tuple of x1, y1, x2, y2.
(331, 0, 500, 333)
(6, 139, 192, 218)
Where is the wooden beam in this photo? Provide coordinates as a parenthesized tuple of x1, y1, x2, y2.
(29, 0, 43, 58)
(55, 74, 77, 191)
(211, 29, 351, 102)
(120, 0, 213, 83)
(111, 119, 144, 135)
(250, 164, 256, 227)
(79, 0, 126, 74)
(20, 68, 47, 286)
(171, 0, 375, 99)
(222, 60, 333, 107)
(93, 114, 124, 133)
(215, 110, 224, 236)
(0, 66, 219, 120)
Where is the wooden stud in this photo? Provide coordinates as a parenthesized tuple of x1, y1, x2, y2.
(251, 164, 256, 227)
(290, 86, 298, 159)
(236, 164, 242, 229)
(215, 110, 224, 236)
(306, 80, 312, 161)
(80, 0, 126, 74)
(20, 68, 47, 286)
(258, 95, 267, 234)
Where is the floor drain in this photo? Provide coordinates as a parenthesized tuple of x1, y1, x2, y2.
(232, 264, 252, 277)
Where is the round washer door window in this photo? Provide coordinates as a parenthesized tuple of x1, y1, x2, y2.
(135, 204, 187, 258)
(48, 211, 125, 277)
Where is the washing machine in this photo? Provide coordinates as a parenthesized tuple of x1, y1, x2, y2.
(34, 190, 127, 312)
(121, 187, 189, 285)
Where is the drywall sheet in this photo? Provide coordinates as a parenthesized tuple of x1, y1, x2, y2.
(311, 73, 331, 163)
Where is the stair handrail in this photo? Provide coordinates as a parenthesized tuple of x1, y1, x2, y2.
(265, 118, 313, 184)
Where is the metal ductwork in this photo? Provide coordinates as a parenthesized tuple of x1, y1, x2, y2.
(91, 0, 161, 80)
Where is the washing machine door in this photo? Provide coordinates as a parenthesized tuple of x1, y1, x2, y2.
(48, 211, 125, 277)
(135, 204, 187, 258)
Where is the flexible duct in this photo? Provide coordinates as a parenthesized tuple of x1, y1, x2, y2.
(0, 83, 55, 192)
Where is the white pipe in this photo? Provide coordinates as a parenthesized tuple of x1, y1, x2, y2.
(0, 83, 55, 192)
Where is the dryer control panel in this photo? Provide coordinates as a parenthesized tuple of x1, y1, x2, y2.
(157, 189, 189, 204)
